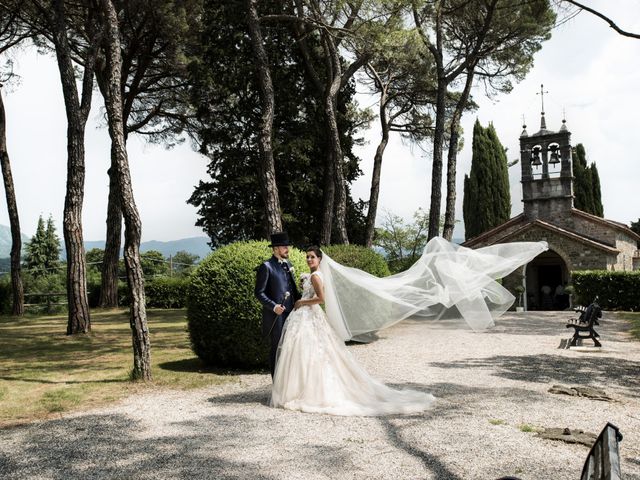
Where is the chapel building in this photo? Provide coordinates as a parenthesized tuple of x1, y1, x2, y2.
(462, 108, 640, 310)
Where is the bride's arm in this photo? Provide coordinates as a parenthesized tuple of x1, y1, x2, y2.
(294, 274, 325, 309)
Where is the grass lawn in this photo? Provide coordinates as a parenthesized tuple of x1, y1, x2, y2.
(0, 309, 235, 427)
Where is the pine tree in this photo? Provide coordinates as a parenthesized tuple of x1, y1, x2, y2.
(463, 120, 511, 240)
(44, 215, 61, 273)
(24, 216, 47, 277)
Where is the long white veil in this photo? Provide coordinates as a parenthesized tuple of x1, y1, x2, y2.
(319, 237, 548, 341)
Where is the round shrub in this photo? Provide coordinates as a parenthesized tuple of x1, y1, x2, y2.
(187, 241, 307, 368)
(322, 244, 391, 277)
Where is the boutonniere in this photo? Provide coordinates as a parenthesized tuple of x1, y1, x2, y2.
(289, 265, 295, 274)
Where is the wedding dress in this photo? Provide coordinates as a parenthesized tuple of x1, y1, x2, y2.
(270, 237, 547, 416)
(270, 271, 436, 416)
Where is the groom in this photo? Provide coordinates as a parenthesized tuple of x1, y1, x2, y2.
(255, 232, 301, 378)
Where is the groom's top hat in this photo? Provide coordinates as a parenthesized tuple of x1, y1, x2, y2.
(269, 232, 292, 247)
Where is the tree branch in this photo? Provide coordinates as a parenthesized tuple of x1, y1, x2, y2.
(562, 0, 640, 39)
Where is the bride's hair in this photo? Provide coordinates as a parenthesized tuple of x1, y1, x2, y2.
(306, 245, 323, 259)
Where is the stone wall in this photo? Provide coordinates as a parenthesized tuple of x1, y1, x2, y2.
(614, 234, 638, 271)
(569, 214, 618, 246)
(499, 226, 612, 271)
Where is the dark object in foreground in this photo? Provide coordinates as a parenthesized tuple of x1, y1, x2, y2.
(581, 422, 622, 480)
(496, 423, 623, 480)
(566, 300, 603, 347)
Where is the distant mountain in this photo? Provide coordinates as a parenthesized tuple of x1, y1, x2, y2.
(0, 224, 212, 261)
(0, 225, 30, 258)
(81, 236, 212, 260)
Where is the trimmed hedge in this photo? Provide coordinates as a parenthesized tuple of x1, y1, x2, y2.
(88, 277, 190, 308)
(145, 277, 190, 308)
(322, 244, 391, 277)
(186, 241, 307, 368)
(572, 270, 640, 311)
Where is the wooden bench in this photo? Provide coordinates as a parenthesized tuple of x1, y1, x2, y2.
(581, 422, 623, 480)
(566, 301, 602, 347)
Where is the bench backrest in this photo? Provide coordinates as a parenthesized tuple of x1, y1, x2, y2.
(578, 302, 602, 327)
(580, 422, 622, 480)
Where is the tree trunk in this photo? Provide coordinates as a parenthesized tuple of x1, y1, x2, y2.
(246, 0, 283, 235)
(51, 0, 94, 334)
(427, 75, 446, 241)
(100, 160, 122, 307)
(325, 91, 349, 244)
(320, 150, 335, 245)
(0, 86, 24, 316)
(100, 0, 151, 380)
(365, 84, 389, 248)
(442, 69, 475, 241)
(95, 61, 123, 309)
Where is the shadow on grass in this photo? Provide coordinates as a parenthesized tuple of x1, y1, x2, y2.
(158, 358, 268, 376)
(0, 376, 128, 385)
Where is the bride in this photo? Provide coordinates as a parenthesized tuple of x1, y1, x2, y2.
(270, 239, 547, 416)
(271, 246, 435, 416)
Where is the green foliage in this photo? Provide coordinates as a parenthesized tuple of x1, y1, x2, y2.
(322, 244, 390, 277)
(0, 276, 12, 314)
(24, 215, 62, 278)
(140, 250, 169, 277)
(171, 250, 200, 276)
(186, 241, 307, 368)
(186, 0, 366, 247)
(145, 277, 191, 308)
(374, 209, 435, 274)
(572, 144, 603, 217)
(86, 276, 189, 309)
(85, 248, 104, 274)
(463, 120, 511, 240)
(572, 271, 640, 311)
(22, 271, 67, 314)
(44, 216, 61, 271)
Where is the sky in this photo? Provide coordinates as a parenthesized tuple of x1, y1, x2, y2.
(1, 1, 639, 243)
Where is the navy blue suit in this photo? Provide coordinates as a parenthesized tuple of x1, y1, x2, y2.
(255, 256, 301, 377)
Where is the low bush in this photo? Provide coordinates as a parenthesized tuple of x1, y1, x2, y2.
(187, 241, 307, 368)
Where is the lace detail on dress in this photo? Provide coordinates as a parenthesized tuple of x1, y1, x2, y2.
(300, 271, 322, 300)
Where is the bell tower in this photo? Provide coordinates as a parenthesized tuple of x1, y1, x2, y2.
(519, 85, 573, 226)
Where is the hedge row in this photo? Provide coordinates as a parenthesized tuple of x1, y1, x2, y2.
(87, 277, 191, 309)
(322, 244, 391, 277)
(571, 270, 640, 311)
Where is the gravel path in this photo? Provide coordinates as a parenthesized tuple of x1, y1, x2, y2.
(1, 311, 640, 480)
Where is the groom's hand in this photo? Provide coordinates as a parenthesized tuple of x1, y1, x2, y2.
(273, 304, 286, 315)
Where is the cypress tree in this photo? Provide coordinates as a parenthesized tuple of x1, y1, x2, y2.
(572, 143, 603, 217)
(590, 163, 604, 217)
(486, 123, 511, 226)
(463, 120, 511, 240)
(463, 174, 476, 239)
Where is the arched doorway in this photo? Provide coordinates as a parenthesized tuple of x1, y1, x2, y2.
(525, 250, 569, 310)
